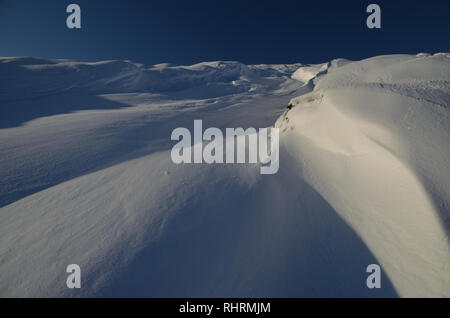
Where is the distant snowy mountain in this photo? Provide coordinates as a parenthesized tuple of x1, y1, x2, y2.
(0, 53, 449, 297)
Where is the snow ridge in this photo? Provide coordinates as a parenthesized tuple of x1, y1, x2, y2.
(0, 53, 449, 297)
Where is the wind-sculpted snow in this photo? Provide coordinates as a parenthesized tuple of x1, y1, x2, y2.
(0, 58, 299, 102)
(290, 58, 350, 84)
(276, 52, 450, 297)
(0, 54, 449, 297)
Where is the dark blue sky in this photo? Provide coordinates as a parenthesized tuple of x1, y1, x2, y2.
(0, 0, 449, 65)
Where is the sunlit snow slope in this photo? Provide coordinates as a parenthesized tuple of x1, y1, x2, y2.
(0, 54, 449, 297)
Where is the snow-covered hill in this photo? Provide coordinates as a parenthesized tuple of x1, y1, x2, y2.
(0, 54, 449, 297)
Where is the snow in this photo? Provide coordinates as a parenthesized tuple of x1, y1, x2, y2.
(291, 62, 329, 83)
(0, 54, 449, 297)
(290, 59, 350, 84)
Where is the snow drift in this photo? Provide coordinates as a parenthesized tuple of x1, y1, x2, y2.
(0, 53, 449, 297)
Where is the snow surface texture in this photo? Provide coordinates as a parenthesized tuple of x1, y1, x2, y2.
(0, 54, 449, 297)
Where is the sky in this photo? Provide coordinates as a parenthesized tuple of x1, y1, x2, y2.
(0, 0, 449, 65)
